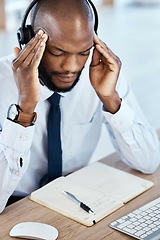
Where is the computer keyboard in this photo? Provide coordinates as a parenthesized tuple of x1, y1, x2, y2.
(109, 197, 160, 240)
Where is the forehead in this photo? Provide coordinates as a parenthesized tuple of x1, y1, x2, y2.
(37, 14, 94, 52)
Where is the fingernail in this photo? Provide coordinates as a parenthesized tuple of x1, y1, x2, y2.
(37, 29, 43, 36)
(42, 33, 48, 39)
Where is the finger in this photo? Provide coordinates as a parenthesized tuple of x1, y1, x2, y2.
(94, 34, 109, 51)
(93, 34, 114, 64)
(94, 34, 118, 62)
(12, 30, 44, 68)
(90, 46, 101, 68)
(13, 30, 42, 61)
(96, 44, 121, 70)
(31, 34, 48, 68)
(14, 47, 21, 57)
(23, 33, 48, 66)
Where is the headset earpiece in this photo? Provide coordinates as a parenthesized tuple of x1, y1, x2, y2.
(17, 25, 35, 49)
(17, 0, 39, 49)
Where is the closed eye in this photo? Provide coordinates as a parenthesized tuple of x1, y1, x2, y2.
(49, 50, 90, 57)
(80, 51, 90, 56)
(48, 50, 65, 57)
(79, 46, 93, 56)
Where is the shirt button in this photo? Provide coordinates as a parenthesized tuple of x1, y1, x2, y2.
(20, 136, 28, 141)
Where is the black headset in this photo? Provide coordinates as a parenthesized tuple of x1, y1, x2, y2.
(17, 0, 99, 49)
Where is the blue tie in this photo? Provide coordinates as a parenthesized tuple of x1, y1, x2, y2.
(40, 92, 62, 187)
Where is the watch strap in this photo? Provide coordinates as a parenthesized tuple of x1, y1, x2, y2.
(16, 111, 37, 125)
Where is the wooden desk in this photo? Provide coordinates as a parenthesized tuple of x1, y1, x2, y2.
(1, 152, 160, 240)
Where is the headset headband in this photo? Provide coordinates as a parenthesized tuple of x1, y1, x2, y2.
(21, 0, 39, 30)
(17, 0, 99, 49)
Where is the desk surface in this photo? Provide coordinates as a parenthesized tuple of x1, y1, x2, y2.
(1, 153, 160, 240)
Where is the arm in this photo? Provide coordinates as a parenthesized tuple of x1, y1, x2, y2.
(0, 119, 34, 213)
(89, 34, 122, 114)
(104, 75, 160, 174)
(12, 30, 48, 123)
(89, 34, 160, 173)
(0, 30, 48, 212)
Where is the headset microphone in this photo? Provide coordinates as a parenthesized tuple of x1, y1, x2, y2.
(17, 0, 99, 49)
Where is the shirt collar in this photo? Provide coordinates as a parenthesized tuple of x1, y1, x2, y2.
(39, 83, 71, 102)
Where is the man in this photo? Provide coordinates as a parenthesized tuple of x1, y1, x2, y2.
(0, 0, 159, 212)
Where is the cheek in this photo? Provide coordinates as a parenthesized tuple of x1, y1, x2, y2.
(41, 53, 60, 71)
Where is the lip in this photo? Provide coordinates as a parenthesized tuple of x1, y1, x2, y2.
(55, 74, 77, 83)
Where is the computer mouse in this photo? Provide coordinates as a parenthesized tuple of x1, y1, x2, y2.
(9, 221, 58, 240)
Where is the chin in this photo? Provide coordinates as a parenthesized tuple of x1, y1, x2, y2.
(39, 68, 83, 93)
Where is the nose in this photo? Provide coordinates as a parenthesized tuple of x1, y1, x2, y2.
(61, 54, 82, 73)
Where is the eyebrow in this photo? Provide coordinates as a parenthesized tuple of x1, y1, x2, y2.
(48, 44, 94, 54)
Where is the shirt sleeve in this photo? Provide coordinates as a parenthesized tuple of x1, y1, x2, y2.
(0, 119, 34, 213)
(103, 73, 160, 174)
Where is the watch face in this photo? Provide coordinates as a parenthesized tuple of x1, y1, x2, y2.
(7, 104, 19, 121)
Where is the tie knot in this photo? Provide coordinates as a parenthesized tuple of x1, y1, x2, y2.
(48, 92, 60, 107)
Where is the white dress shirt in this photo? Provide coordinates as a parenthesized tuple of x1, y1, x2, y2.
(0, 54, 159, 212)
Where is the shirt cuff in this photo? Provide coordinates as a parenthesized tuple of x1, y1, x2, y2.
(103, 99, 135, 133)
(0, 119, 35, 152)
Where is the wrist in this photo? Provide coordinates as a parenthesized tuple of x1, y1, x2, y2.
(99, 92, 121, 114)
(7, 104, 37, 127)
(18, 101, 37, 114)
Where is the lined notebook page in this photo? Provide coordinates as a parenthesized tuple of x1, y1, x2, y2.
(30, 162, 154, 226)
(67, 162, 154, 203)
(30, 176, 123, 226)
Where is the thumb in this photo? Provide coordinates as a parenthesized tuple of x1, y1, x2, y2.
(90, 46, 101, 68)
(14, 47, 21, 57)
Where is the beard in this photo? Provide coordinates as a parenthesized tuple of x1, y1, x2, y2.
(38, 63, 84, 93)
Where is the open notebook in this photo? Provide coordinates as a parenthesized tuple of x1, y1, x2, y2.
(30, 162, 154, 226)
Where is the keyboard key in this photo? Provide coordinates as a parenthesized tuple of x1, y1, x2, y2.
(109, 197, 160, 239)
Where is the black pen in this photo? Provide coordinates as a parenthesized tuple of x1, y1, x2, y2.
(63, 191, 95, 215)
